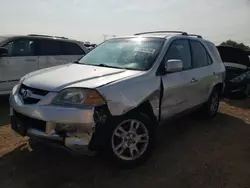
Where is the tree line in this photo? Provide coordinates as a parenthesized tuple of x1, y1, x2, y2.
(220, 40, 250, 51)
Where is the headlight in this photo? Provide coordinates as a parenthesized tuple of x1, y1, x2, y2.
(52, 88, 105, 107)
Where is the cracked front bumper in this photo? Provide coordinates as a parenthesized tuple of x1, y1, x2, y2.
(9, 85, 97, 153)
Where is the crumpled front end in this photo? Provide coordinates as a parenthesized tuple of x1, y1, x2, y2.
(9, 84, 101, 154)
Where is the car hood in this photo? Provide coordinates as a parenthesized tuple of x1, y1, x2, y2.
(23, 63, 143, 92)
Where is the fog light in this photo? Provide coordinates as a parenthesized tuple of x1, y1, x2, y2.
(55, 123, 76, 133)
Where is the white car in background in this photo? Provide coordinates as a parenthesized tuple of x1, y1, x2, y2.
(0, 34, 89, 95)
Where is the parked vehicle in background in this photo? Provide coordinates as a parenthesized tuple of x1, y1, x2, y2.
(217, 46, 250, 99)
(84, 43, 97, 51)
(0, 34, 89, 95)
(10, 31, 225, 167)
(247, 50, 250, 62)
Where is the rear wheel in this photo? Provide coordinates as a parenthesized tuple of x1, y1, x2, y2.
(201, 87, 220, 119)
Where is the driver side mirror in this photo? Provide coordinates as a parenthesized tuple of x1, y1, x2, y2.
(164, 59, 183, 73)
(0, 47, 8, 57)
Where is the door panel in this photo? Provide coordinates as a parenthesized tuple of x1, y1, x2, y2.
(189, 40, 214, 105)
(184, 67, 213, 107)
(160, 71, 193, 120)
(160, 39, 193, 121)
(0, 56, 38, 91)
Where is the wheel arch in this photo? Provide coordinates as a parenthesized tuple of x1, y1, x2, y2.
(125, 100, 159, 125)
(209, 82, 224, 99)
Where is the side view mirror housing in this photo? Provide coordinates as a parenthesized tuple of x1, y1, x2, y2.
(164, 59, 183, 73)
(0, 47, 8, 57)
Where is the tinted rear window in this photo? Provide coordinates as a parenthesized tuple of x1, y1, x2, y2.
(37, 39, 61, 55)
(37, 39, 85, 56)
(61, 42, 85, 55)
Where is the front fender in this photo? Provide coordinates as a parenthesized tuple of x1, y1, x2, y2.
(97, 74, 161, 119)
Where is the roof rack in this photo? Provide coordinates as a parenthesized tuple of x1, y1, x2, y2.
(134, 31, 188, 36)
(28, 34, 68, 39)
(188, 34, 202, 39)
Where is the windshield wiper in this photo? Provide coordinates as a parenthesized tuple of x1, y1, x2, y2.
(74, 62, 125, 70)
(97, 64, 125, 69)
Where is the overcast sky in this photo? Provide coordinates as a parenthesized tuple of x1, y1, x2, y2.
(0, 0, 249, 45)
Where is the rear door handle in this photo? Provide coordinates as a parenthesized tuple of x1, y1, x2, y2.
(191, 78, 199, 83)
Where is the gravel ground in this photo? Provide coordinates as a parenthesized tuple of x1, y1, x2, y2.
(1, 95, 250, 188)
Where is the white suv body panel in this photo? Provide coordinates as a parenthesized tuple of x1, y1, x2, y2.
(0, 56, 38, 94)
(0, 36, 88, 95)
(38, 55, 82, 69)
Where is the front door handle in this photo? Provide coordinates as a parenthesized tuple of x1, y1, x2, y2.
(191, 78, 199, 83)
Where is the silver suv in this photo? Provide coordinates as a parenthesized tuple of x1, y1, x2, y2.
(9, 31, 225, 167)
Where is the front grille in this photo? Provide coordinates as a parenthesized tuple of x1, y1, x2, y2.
(19, 84, 49, 105)
(20, 84, 49, 96)
(14, 111, 46, 132)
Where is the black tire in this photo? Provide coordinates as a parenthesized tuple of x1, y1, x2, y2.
(200, 87, 220, 119)
(104, 112, 156, 168)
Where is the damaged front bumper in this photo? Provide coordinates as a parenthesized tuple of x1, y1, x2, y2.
(9, 86, 100, 154)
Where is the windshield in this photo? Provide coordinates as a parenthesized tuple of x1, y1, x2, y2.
(78, 37, 164, 71)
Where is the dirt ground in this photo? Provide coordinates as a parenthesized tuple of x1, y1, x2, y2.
(1, 96, 250, 188)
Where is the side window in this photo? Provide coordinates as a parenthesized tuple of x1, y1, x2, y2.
(205, 41, 222, 62)
(190, 40, 210, 68)
(4, 39, 35, 56)
(61, 42, 85, 55)
(164, 40, 192, 70)
(37, 39, 61, 55)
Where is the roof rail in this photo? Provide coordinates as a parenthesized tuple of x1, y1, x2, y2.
(28, 34, 68, 39)
(134, 31, 188, 36)
(188, 34, 202, 39)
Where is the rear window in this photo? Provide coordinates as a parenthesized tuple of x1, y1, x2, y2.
(37, 39, 61, 55)
(61, 42, 85, 55)
(37, 39, 85, 56)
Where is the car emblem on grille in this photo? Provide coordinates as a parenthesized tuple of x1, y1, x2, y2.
(20, 89, 32, 99)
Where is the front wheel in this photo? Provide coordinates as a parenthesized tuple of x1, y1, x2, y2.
(107, 113, 155, 168)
